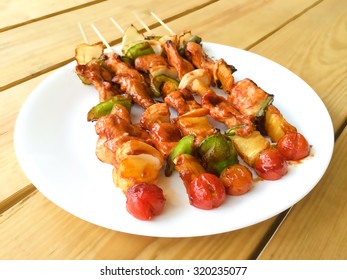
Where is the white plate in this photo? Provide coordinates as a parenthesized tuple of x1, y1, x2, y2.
(14, 43, 334, 237)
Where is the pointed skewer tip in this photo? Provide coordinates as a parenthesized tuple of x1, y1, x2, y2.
(78, 22, 89, 44)
(91, 23, 114, 54)
(150, 11, 175, 35)
(110, 17, 124, 34)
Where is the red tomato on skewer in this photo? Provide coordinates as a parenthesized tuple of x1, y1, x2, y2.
(277, 132, 310, 161)
(126, 183, 166, 220)
(220, 164, 253, 196)
(254, 148, 288, 180)
(188, 173, 226, 210)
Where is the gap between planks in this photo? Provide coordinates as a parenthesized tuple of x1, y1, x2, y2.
(244, 0, 324, 51)
(0, 0, 218, 92)
(0, 0, 107, 33)
(0, 184, 37, 215)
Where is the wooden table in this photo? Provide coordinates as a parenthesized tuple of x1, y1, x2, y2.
(1, 0, 346, 260)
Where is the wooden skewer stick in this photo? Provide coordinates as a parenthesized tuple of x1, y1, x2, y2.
(133, 12, 152, 35)
(91, 23, 114, 53)
(110, 17, 124, 34)
(78, 22, 89, 44)
(150, 11, 175, 35)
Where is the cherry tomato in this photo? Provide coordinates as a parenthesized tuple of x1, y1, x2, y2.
(126, 183, 166, 220)
(220, 164, 253, 196)
(254, 148, 288, 180)
(188, 173, 226, 210)
(277, 132, 310, 160)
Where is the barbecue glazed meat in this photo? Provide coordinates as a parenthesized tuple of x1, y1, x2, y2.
(185, 42, 236, 92)
(106, 54, 155, 109)
(75, 60, 120, 101)
(95, 109, 152, 165)
(202, 89, 254, 137)
(140, 103, 181, 158)
(134, 53, 170, 73)
(228, 78, 273, 118)
(164, 40, 195, 80)
(164, 89, 201, 116)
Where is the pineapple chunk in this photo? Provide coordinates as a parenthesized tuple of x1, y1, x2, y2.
(265, 105, 297, 142)
(112, 154, 162, 193)
(112, 140, 164, 193)
(174, 154, 206, 189)
(231, 131, 270, 167)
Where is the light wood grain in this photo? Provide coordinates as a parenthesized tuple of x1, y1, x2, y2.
(0, 0, 320, 90)
(248, 0, 347, 134)
(1, 0, 346, 260)
(0, 0, 323, 205)
(0, 0, 214, 90)
(258, 127, 347, 259)
(249, 0, 347, 259)
(0, 189, 279, 259)
(0, 0, 97, 30)
(156, 0, 321, 48)
(0, 73, 50, 202)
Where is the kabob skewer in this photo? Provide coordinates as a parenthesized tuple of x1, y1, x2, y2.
(74, 14, 311, 220)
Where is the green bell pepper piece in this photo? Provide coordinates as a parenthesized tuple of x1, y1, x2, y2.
(150, 75, 179, 97)
(198, 132, 238, 176)
(87, 94, 132, 121)
(179, 35, 202, 57)
(254, 94, 274, 134)
(165, 134, 195, 177)
(124, 41, 155, 63)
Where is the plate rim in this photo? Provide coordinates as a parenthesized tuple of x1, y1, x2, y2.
(14, 42, 335, 237)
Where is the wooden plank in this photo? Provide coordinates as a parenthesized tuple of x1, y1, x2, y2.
(247, 0, 347, 135)
(0, 189, 278, 259)
(157, 0, 321, 47)
(0, 0, 214, 90)
(0, 0, 322, 205)
(258, 127, 347, 259)
(0, 0, 344, 260)
(0, 73, 50, 202)
(1, 0, 98, 30)
(249, 0, 347, 259)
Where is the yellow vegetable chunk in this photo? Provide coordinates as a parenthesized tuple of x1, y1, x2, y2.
(231, 131, 270, 167)
(174, 154, 206, 189)
(265, 105, 297, 142)
(113, 154, 162, 193)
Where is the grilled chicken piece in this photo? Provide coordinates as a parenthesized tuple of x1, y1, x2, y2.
(164, 40, 195, 80)
(202, 89, 254, 137)
(185, 42, 236, 92)
(95, 109, 152, 165)
(75, 60, 120, 101)
(174, 108, 215, 145)
(164, 89, 201, 115)
(184, 41, 215, 80)
(140, 103, 182, 158)
(149, 122, 182, 158)
(228, 78, 273, 118)
(140, 103, 171, 130)
(106, 54, 155, 109)
(134, 53, 170, 73)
